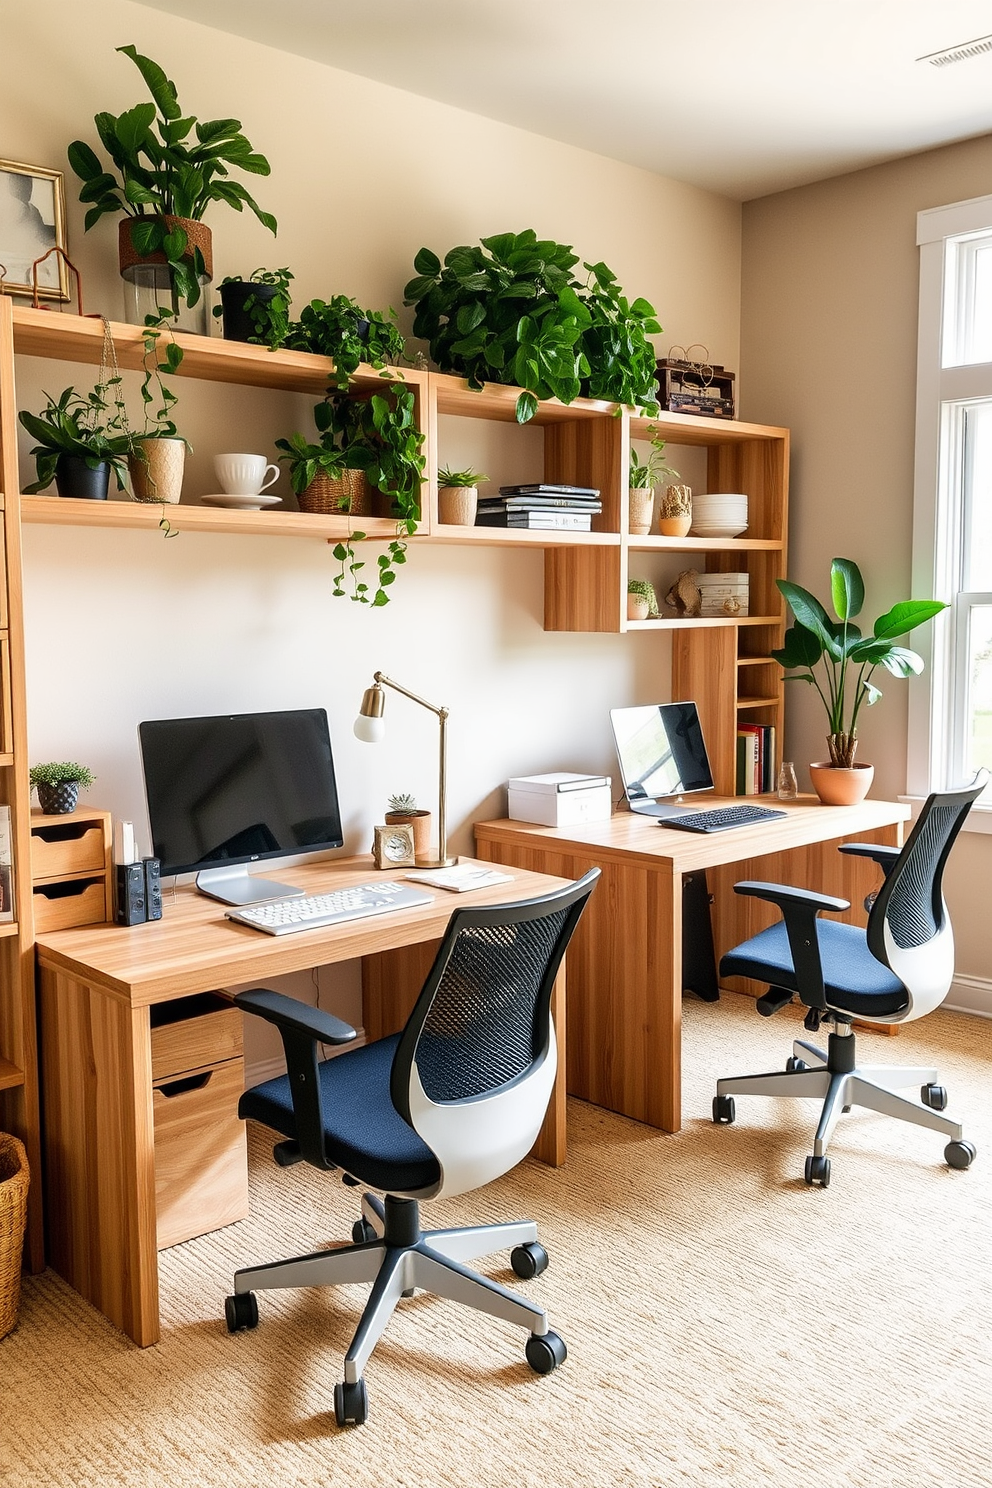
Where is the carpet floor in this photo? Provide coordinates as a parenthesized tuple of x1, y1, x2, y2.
(4, 994, 991, 1488)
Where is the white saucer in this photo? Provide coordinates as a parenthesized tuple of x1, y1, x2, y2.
(200, 492, 283, 510)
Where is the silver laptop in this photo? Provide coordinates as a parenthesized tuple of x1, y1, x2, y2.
(610, 702, 715, 820)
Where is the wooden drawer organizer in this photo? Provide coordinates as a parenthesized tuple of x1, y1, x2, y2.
(30, 808, 113, 932)
(150, 992, 248, 1250)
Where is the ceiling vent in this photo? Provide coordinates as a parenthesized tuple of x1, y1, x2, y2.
(917, 33, 992, 67)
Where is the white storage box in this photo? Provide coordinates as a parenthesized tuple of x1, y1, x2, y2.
(507, 773, 613, 827)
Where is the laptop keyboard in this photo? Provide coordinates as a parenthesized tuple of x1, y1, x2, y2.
(659, 804, 787, 833)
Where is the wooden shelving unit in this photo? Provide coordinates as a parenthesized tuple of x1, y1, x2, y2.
(0, 301, 790, 1263)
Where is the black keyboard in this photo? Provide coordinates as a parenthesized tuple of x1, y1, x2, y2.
(659, 804, 788, 833)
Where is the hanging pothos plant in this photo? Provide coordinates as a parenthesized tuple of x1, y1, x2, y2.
(404, 229, 661, 422)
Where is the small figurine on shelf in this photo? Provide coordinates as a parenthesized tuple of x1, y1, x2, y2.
(664, 570, 702, 617)
(657, 484, 692, 538)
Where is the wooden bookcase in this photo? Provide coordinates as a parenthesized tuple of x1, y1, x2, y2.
(0, 299, 788, 1262)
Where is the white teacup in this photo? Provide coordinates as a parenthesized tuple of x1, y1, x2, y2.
(215, 453, 279, 495)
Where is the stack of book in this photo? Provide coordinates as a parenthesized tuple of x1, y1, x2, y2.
(736, 723, 776, 795)
(476, 484, 602, 531)
(696, 571, 749, 616)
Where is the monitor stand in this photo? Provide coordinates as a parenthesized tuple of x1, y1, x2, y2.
(629, 798, 697, 820)
(195, 864, 306, 906)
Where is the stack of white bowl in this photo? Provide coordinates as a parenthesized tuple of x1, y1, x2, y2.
(690, 492, 748, 537)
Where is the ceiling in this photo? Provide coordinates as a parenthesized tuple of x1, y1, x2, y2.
(134, 0, 992, 199)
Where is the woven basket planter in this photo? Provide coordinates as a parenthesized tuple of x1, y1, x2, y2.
(0, 1133, 29, 1340)
(298, 468, 371, 516)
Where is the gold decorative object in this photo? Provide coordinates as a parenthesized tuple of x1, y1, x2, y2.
(372, 823, 416, 869)
(665, 569, 702, 616)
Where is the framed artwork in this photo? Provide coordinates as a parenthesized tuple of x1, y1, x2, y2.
(0, 159, 69, 300)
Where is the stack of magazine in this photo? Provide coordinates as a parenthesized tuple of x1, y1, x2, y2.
(476, 484, 602, 531)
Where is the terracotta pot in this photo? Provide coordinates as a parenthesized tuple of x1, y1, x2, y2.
(628, 486, 654, 535)
(657, 515, 693, 537)
(809, 762, 874, 806)
(627, 593, 651, 621)
(385, 809, 432, 864)
(129, 437, 185, 504)
(438, 485, 478, 525)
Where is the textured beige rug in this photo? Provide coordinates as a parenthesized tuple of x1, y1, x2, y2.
(4, 994, 991, 1488)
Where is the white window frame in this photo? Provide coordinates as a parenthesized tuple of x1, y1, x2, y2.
(910, 194, 992, 833)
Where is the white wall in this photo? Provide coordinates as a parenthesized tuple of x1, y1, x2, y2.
(5, 0, 742, 1057)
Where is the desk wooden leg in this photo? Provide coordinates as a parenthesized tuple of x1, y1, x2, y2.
(362, 946, 567, 1167)
(39, 969, 160, 1347)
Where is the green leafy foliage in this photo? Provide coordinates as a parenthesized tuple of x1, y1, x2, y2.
(387, 793, 418, 813)
(404, 230, 661, 423)
(285, 295, 406, 388)
(273, 430, 347, 496)
(29, 761, 96, 788)
(213, 267, 294, 350)
(772, 557, 947, 767)
(68, 43, 276, 310)
(628, 427, 679, 488)
(18, 384, 131, 493)
(136, 309, 185, 437)
(438, 466, 488, 487)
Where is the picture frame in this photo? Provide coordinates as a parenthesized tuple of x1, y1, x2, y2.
(0, 159, 69, 300)
(372, 823, 416, 870)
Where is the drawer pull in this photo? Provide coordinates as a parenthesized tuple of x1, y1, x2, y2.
(33, 822, 93, 845)
(158, 1071, 213, 1098)
(34, 876, 102, 901)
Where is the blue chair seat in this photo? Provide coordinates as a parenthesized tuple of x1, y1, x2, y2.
(239, 1034, 441, 1193)
(720, 918, 909, 1017)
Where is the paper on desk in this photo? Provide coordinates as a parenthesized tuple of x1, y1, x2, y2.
(405, 864, 514, 893)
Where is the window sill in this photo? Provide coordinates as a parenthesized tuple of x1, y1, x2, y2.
(898, 796, 992, 834)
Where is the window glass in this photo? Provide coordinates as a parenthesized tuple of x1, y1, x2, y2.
(965, 604, 992, 782)
(963, 401, 992, 591)
(973, 244, 992, 365)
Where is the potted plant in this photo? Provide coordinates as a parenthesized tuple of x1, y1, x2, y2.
(657, 483, 693, 538)
(437, 465, 488, 525)
(285, 295, 406, 389)
(404, 229, 662, 424)
(626, 578, 657, 621)
(274, 431, 367, 515)
(128, 311, 188, 508)
(19, 384, 130, 500)
(67, 44, 276, 330)
(629, 430, 679, 536)
(29, 761, 95, 815)
(214, 267, 294, 348)
(384, 792, 431, 864)
(773, 557, 946, 804)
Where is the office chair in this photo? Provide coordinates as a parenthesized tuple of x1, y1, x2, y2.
(224, 869, 599, 1426)
(712, 775, 986, 1187)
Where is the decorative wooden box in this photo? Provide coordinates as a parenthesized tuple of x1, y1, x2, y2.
(656, 357, 736, 419)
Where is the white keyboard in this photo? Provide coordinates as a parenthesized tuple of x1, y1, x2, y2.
(226, 881, 434, 936)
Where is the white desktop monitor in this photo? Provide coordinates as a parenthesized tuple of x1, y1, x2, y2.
(610, 702, 715, 819)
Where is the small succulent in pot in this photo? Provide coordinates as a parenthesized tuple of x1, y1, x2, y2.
(437, 465, 488, 525)
(385, 792, 432, 863)
(30, 761, 96, 815)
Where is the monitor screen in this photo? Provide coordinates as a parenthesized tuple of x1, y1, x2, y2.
(139, 709, 343, 879)
(610, 702, 714, 803)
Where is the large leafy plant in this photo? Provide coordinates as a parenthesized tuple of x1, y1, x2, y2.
(773, 558, 946, 768)
(404, 230, 661, 423)
(68, 44, 276, 309)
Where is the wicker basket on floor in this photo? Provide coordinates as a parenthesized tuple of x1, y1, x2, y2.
(0, 1133, 29, 1340)
(298, 467, 371, 516)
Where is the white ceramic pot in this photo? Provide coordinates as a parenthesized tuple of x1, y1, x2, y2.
(438, 485, 478, 525)
(627, 593, 651, 621)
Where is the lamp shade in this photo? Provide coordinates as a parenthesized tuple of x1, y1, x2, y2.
(354, 713, 386, 743)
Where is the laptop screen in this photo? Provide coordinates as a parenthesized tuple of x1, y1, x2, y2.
(610, 702, 714, 804)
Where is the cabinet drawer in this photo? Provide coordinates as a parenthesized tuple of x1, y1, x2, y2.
(153, 1059, 248, 1250)
(31, 819, 107, 880)
(150, 993, 242, 1083)
(33, 876, 107, 933)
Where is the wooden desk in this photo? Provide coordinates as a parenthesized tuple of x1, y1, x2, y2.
(476, 796, 911, 1135)
(34, 856, 572, 1347)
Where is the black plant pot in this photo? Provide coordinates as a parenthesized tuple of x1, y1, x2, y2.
(54, 455, 110, 500)
(36, 780, 80, 814)
(217, 280, 280, 343)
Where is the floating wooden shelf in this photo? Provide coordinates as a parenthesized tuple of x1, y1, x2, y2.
(427, 524, 622, 548)
(626, 614, 782, 632)
(627, 535, 783, 553)
(20, 495, 404, 543)
(737, 696, 781, 709)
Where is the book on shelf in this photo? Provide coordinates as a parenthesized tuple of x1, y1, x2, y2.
(0, 804, 14, 922)
(479, 495, 603, 512)
(499, 484, 600, 498)
(476, 511, 593, 530)
(736, 724, 775, 795)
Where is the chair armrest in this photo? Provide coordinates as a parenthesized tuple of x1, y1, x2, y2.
(732, 881, 850, 1011)
(234, 988, 357, 1172)
(838, 842, 902, 878)
(235, 987, 357, 1045)
(732, 881, 851, 915)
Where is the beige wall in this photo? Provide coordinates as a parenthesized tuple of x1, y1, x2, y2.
(741, 134, 992, 982)
(3, 0, 742, 1048)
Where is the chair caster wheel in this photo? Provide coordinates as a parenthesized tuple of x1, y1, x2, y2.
(804, 1155, 831, 1187)
(511, 1242, 549, 1280)
(334, 1377, 369, 1427)
(944, 1139, 976, 1170)
(225, 1291, 258, 1332)
(786, 1056, 807, 1072)
(352, 1218, 377, 1244)
(922, 1083, 948, 1111)
(712, 1094, 735, 1124)
(525, 1330, 566, 1375)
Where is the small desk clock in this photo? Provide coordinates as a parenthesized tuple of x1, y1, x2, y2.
(372, 823, 416, 869)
